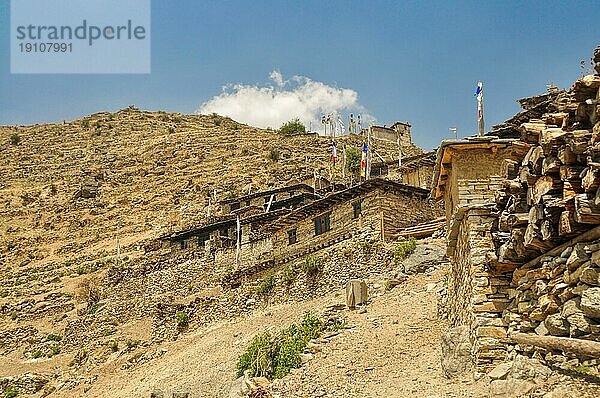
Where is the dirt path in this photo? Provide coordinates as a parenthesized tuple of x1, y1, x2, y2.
(62, 268, 484, 398)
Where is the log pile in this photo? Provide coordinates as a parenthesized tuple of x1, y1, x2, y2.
(491, 70, 600, 264)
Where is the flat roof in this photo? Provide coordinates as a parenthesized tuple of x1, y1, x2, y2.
(263, 178, 429, 233)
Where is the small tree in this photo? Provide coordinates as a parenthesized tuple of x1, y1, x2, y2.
(10, 133, 21, 146)
(278, 118, 306, 135)
(346, 147, 361, 176)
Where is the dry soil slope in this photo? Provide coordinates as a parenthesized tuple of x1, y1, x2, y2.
(0, 108, 421, 293)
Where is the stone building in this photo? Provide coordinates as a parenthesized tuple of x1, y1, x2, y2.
(432, 136, 530, 375)
(366, 121, 412, 145)
(220, 183, 316, 214)
(263, 178, 442, 266)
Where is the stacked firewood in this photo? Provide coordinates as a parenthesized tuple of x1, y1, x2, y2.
(492, 71, 600, 264)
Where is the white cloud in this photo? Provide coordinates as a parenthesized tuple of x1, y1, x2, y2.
(197, 71, 374, 132)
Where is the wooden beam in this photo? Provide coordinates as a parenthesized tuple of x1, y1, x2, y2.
(509, 332, 600, 358)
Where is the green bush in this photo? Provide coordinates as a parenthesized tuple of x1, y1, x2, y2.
(236, 312, 323, 379)
(278, 118, 306, 135)
(394, 237, 417, 265)
(32, 350, 43, 359)
(176, 311, 188, 328)
(302, 255, 323, 276)
(50, 345, 61, 356)
(9, 133, 21, 146)
(281, 264, 296, 285)
(109, 340, 119, 352)
(4, 386, 17, 398)
(47, 334, 62, 342)
(256, 273, 275, 296)
(345, 147, 361, 176)
(267, 148, 280, 162)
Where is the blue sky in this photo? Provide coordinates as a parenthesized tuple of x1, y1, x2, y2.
(0, 0, 598, 150)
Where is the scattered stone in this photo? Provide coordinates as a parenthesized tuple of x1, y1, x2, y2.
(299, 353, 314, 363)
(489, 379, 535, 397)
(172, 392, 189, 398)
(488, 362, 512, 381)
(150, 390, 165, 398)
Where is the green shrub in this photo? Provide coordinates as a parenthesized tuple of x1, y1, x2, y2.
(236, 312, 323, 379)
(4, 386, 18, 398)
(394, 237, 417, 265)
(32, 350, 43, 359)
(82, 120, 89, 129)
(47, 334, 62, 342)
(0, 290, 8, 298)
(176, 311, 188, 328)
(9, 133, 21, 146)
(302, 255, 323, 276)
(278, 118, 306, 135)
(50, 345, 61, 356)
(256, 273, 275, 296)
(76, 266, 87, 275)
(345, 147, 361, 176)
(10, 311, 17, 320)
(109, 340, 119, 352)
(267, 148, 280, 162)
(281, 264, 296, 286)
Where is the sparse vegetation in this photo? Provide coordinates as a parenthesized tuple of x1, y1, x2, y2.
(302, 255, 324, 276)
(32, 350, 43, 359)
(394, 237, 417, 265)
(278, 118, 306, 135)
(176, 311, 189, 328)
(47, 334, 62, 342)
(256, 273, 275, 296)
(267, 147, 280, 162)
(10, 133, 21, 146)
(237, 312, 323, 379)
(281, 264, 296, 286)
(50, 345, 61, 356)
(10, 311, 17, 320)
(345, 146, 361, 176)
(109, 340, 119, 352)
(4, 386, 18, 398)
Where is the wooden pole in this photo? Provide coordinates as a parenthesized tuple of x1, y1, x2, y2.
(509, 332, 600, 358)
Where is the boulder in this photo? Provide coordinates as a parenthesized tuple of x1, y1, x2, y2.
(440, 325, 472, 378)
(580, 287, 600, 319)
(580, 265, 600, 286)
(544, 314, 569, 337)
(346, 279, 368, 309)
(489, 379, 535, 398)
(400, 243, 445, 275)
(488, 362, 512, 381)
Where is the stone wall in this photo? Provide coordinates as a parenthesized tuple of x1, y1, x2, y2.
(504, 238, 600, 371)
(400, 164, 433, 189)
(445, 206, 511, 376)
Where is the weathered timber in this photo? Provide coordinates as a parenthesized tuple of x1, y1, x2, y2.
(582, 168, 600, 192)
(507, 213, 529, 227)
(531, 175, 562, 205)
(541, 156, 561, 175)
(558, 145, 577, 165)
(509, 333, 600, 358)
(574, 194, 600, 224)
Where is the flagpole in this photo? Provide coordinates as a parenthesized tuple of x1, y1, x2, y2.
(477, 81, 485, 136)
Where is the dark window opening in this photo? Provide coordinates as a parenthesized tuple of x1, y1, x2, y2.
(353, 200, 362, 219)
(313, 213, 331, 236)
(230, 202, 240, 211)
(288, 229, 297, 245)
(179, 240, 188, 250)
(197, 234, 209, 247)
(245, 200, 251, 207)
